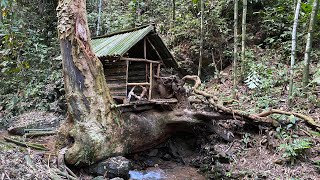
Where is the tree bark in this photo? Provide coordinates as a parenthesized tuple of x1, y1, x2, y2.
(198, 0, 204, 77)
(288, 0, 301, 107)
(240, 0, 247, 76)
(56, 0, 124, 165)
(232, 0, 239, 99)
(302, 0, 319, 92)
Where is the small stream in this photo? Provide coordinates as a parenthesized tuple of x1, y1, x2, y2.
(129, 162, 206, 180)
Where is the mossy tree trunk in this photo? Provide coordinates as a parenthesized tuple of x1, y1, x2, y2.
(56, 0, 125, 165)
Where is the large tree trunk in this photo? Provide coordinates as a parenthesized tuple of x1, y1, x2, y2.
(56, 0, 126, 165)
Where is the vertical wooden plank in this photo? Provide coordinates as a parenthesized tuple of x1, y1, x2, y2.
(157, 64, 160, 77)
(144, 38, 148, 82)
(149, 62, 153, 100)
(125, 59, 129, 104)
(144, 38, 147, 59)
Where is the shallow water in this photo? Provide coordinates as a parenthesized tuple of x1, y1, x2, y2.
(129, 169, 165, 180)
(129, 162, 205, 180)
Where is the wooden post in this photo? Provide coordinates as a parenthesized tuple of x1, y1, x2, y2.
(149, 62, 153, 100)
(144, 38, 147, 82)
(125, 59, 129, 104)
(157, 64, 160, 77)
(144, 38, 147, 59)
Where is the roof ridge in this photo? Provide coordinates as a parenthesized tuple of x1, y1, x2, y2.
(92, 24, 155, 39)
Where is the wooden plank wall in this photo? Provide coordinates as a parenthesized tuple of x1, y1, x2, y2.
(128, 61, 146, 83)
(103, 60, 127, 100)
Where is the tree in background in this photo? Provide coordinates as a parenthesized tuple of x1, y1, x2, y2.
(302, 0, 319, 92)
(288, 0, 302, 107)
(198, 0, 204, 77)
(240, 0, 247, 76)
(96, 0, 103, 36)
(232, 0, 239, 99)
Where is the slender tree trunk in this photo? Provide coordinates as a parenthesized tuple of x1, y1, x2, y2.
(240, 0, 247, 76)
(288, 0, 301, 107)
(96, 0, 102, 36)
(302, 0, 319, 92)
(173, 0, 176, 22)
(232, 0, 239, 99)
(198, 0, 204, 77)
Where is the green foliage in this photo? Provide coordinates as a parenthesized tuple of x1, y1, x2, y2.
(312, 67, 320, 84)
(0, 0, 61, 127)
(245, 70, 261, 89)
(278, 138, 312, 164)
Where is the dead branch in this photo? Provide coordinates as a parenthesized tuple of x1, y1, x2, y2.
(256, 109, 320, 130)
(24, 129, 54, 133)
(182, 75, 219, 101)
(208, 99, 278, 126)
(25, 131, 56, 138)
(184, 75, 320, 130)
(4, 137, 48, 151)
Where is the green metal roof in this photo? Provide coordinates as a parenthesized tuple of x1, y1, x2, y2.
(91, 25, 154, 57)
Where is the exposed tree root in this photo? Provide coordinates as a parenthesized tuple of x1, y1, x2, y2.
(256, 109, 320, 131)
(184, 75, 320, 130)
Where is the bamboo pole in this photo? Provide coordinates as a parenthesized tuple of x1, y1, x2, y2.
(288, 0, 301, 107)
(232, 0, 239, 99)
(302, 0, 319, 92)
(240, 0, 247, 76)
(198, 0, 204, 77)
(96, 0, 102, 36)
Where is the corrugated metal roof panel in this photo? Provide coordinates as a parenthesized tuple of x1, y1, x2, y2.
(91, 25, 154, 57)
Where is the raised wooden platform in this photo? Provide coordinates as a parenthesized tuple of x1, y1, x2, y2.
(111, 98, 178, 112)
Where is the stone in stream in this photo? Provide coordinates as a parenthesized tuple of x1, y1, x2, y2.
(89, 156, 132, 179)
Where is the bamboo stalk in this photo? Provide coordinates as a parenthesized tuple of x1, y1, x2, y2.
(24, 128, 54, 133)
(232, 0, 239, 99)
(240, 0, 247, 75)
(25, 131, 56, 138)
(288, 0, 302, 107)
(302, 0, 319, 92)
(198, 0, 204, 77)
(4, 137, 48, 151)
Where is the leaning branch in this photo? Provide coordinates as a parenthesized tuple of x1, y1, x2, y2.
(256, 109, 320, 130)
(184, 75, 320, 130)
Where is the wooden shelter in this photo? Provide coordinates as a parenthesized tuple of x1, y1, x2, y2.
(91, 25, 180, 106)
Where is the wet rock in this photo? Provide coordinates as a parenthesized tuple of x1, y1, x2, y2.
(110, 178, 124, 180)
(147, 149, 158, 157)
(162, 153, 172, 161)
(92, 176, 106, 180)
(89, 156, 132, 179)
